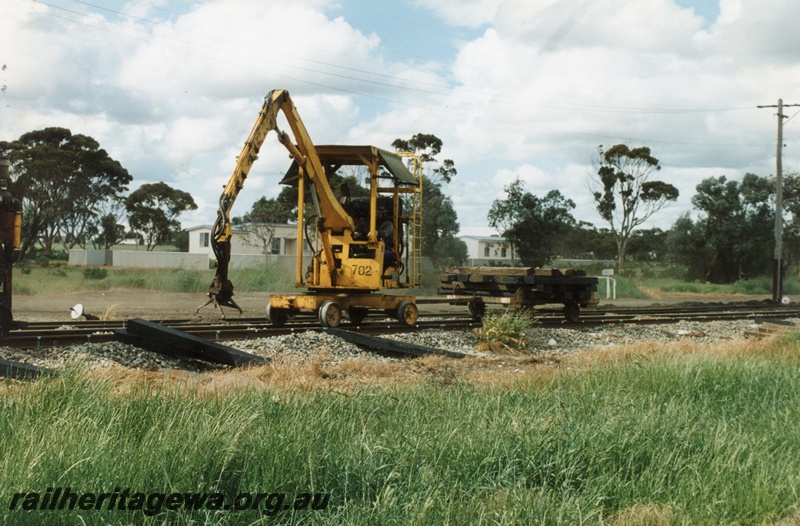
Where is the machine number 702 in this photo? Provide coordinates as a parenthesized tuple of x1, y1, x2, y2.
(351, 265, 373, 276)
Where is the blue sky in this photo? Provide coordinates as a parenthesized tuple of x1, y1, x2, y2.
(3, 0, 800, 236)
(674, 0, 719, 23)
(338, 2, 478, 61)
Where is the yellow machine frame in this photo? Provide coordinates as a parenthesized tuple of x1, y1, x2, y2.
(200, 90, 422, 327)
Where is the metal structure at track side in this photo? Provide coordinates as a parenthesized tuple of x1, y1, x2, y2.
(0, 158, 23, 336)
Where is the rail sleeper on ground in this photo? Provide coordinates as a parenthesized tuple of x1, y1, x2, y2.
(0, 319, 789, 373)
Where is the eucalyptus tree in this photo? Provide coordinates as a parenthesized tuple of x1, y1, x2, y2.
(591, 144, 679, 267)
(125, 182, 197, 251)
(0, 127, 131, 257)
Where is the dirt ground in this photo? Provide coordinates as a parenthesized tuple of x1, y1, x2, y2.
(9, 289, 777, 323)
(11, 290, 276, 322)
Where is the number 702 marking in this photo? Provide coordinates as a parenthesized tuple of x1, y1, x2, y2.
(351, 265, 373, 276)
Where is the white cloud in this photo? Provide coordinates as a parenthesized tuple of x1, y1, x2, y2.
(494, 0, 704, 53)
(114, 1, 382, 100)
(709, 0, 800, 64)
(411, 0, 505, 27)
(4, 0, 800, 242)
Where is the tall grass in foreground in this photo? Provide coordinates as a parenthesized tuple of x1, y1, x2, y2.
(2, 337, 800, 524)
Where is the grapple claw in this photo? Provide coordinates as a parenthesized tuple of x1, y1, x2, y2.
(196, 279, 243, 317)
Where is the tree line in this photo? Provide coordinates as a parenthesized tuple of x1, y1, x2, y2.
(490, 143, 800, 284)
(5, 127, 784, 285)
(0, 126, 466, 268)
(0, 127, 197, 259)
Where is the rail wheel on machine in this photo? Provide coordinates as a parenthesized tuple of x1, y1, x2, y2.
(266, 303, 288, 327)
(395, 300, 418, 326)
(564, 303, 580, 322)
(319, 301, 343, 327)
(347, 307, 369, 325)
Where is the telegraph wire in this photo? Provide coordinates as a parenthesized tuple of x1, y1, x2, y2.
(62, 1, 754, 115)
(26, 0, 755, 117)
(9, 0, 772, 149)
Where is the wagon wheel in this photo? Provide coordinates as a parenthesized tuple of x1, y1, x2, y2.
(468, 298, 486, 320)
(564, 303, 581, 322)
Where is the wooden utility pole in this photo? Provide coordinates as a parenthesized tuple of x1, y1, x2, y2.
(758, 99, 800, 303)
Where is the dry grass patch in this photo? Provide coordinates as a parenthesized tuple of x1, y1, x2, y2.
(611, 503, 674, 526)
(90, 364, 207, 396)
(73, 329, 800, 398)
(559, 332, 796, 371)
(770, 508, 800, 525)
(87, 351, 569, 396)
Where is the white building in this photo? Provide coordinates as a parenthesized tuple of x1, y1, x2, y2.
(190, 226, 521, 268)
(186, 223, 311, 258)
(459, 235, 516, 266)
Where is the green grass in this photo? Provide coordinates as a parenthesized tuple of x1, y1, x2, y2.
(10, 258, 800, 300)
(580, 261, 800, 299)
(3, 337, 800, 524)
(11, 266, 297, 295)
(12, 258, 444, 297)
(227, 266, 298, 293)
(604, 274, 650, 299)
(106, 244, 180, 252)
(647, 276, 800, 296)
(475, 309, 533, 352)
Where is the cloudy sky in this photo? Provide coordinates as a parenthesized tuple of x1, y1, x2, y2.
(3, 0, 800, 236)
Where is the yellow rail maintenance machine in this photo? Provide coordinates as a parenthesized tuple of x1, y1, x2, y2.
(199, 89, 422, 327)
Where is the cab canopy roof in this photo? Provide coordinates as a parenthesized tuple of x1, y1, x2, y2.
(279, 145, 418, 186)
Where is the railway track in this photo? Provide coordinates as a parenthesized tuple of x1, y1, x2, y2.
(0, 316, 481, 349)
(1, 302, 797, 350)
(0, 302, 796, 379)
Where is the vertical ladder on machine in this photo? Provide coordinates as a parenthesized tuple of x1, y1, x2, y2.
(411, 183, 423, 287)
(400, 152, 423, 288)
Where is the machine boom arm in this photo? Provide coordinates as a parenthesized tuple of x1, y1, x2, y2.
(203, 89, 354, 313)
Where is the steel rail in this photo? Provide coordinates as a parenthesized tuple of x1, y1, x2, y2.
(0, 304, 796, 379)
(1, 304, 797, 350)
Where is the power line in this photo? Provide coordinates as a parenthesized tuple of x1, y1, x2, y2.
(26, 0, 756, 117)
(8, 0, 773, 149)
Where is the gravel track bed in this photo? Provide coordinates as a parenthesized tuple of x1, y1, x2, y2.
(0, 318, 784, 374)
(0, 341, 218, 373)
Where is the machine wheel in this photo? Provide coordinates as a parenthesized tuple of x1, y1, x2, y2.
(564, 303, 581, 322)
(266, 303, 288, 327)
(347, 307, 369, 325)
(395, 300, 418, 326)
(468, 298, 486, 320)
(319, 301, 343, 328)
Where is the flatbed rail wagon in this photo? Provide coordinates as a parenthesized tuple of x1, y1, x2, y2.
(438, 267, 598, 322)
